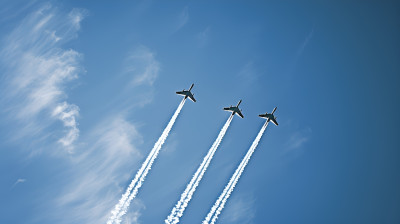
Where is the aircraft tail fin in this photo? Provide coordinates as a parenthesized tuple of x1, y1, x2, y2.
(271, 117, 279, 126)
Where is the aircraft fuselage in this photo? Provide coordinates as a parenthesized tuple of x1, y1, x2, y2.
(223, 100, 244, 118)
(258, 107, 278, 125)
(176, 84, 196, 102)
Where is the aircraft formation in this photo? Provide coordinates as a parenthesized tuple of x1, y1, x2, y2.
(108, 83, 278, 224)
(179, 83, 278, 124)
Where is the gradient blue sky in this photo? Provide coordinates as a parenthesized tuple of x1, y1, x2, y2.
(0, 1, 399, 223)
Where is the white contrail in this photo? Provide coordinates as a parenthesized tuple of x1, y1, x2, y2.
(107, 130, 161, 224)
(165, 114, 234, 224)
(203, 121, 269, 224)
(108, 99, 186, 224)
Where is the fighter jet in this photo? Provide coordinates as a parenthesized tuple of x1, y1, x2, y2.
(259, 107, 278, 126)
(224, 100, 244, 118)
(176, 84, 196, 102)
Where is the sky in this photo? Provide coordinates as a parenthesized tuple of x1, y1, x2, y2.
(0, 1, 399, 223)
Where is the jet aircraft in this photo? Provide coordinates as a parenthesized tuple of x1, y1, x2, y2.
(259, 107, 278, 126)
(224, 100, 244, 118)
(176, 84, 196, 102)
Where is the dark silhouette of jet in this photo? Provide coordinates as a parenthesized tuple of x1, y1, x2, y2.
(224, 100, 244, 118)
(176, 84, 196, 102)
(259, 107, 278, 126)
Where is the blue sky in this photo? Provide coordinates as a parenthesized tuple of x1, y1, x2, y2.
(0, 1, 399, 223)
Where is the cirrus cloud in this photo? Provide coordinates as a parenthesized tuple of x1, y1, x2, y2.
(0, 5, 86, 150)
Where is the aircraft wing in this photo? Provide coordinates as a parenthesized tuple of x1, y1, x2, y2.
(237, 110, 244, 118)
(188, 94, 196, 102)
(270, 117, 278, 126)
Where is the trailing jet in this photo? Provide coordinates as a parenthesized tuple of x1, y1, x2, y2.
(259, 107, 278, 126)
(176, 84, 196, 102)
(224, 100, 244, 118)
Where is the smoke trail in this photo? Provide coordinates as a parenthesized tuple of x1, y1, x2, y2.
(107, 130, 161, 224)
(203, 121, 268, 224)
(165, 114, 234, 224)
(108, 99, 186, 224)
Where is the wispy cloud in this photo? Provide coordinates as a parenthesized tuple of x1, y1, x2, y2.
(175, 6, 189, 32)
(0, 5, 86, 150)
(119, 46, 161, 108)
(219, 193, 256, 224)
(286, 26, 314, 77)
(282, 127, 312, 159)
(125, 46, 160, 87)
(11, 178, 27, 188)
(52, 102, 79, 150)
(296, 28, 314, 57)
(53, 116, 144, 224)
(121, 200, 145, 224)
(0, 1, 38, 24)
(237, 61, 258, 86)
(197, 26, 211, 47)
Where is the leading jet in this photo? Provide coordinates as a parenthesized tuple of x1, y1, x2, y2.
(224, 100, 244, 118)
(176, 84, 196, 102)
(259, 107, 278, 126)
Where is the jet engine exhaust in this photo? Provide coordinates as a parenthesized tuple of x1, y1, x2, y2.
(165, 114, 234, 224)
(203, 121, 269, 224)
(108, 98, 186, 224)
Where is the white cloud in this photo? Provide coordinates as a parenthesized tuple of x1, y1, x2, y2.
(12, 178, 27, 188)
(237, 61, 258, 85)
(68, 8, 85, 30)
(54, 116, 144, 224)
(0, 5, 85, 150)
(52, 102, 80, 150)
(282, 127, 312, 158)
(46, 30, 61, 42)
(119, 46, 161, 108)
(0, 4, 155, 224)
(176, 6, 189, 31)
(125, 46, 160, 87)
(288, 131, 309, 149)
(286, 128, 311, 150)
(197, 26, 211, 47)
(296, 28, 314, 57)
(121, 200, 145, 224)
(219, 193, 256, 224)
